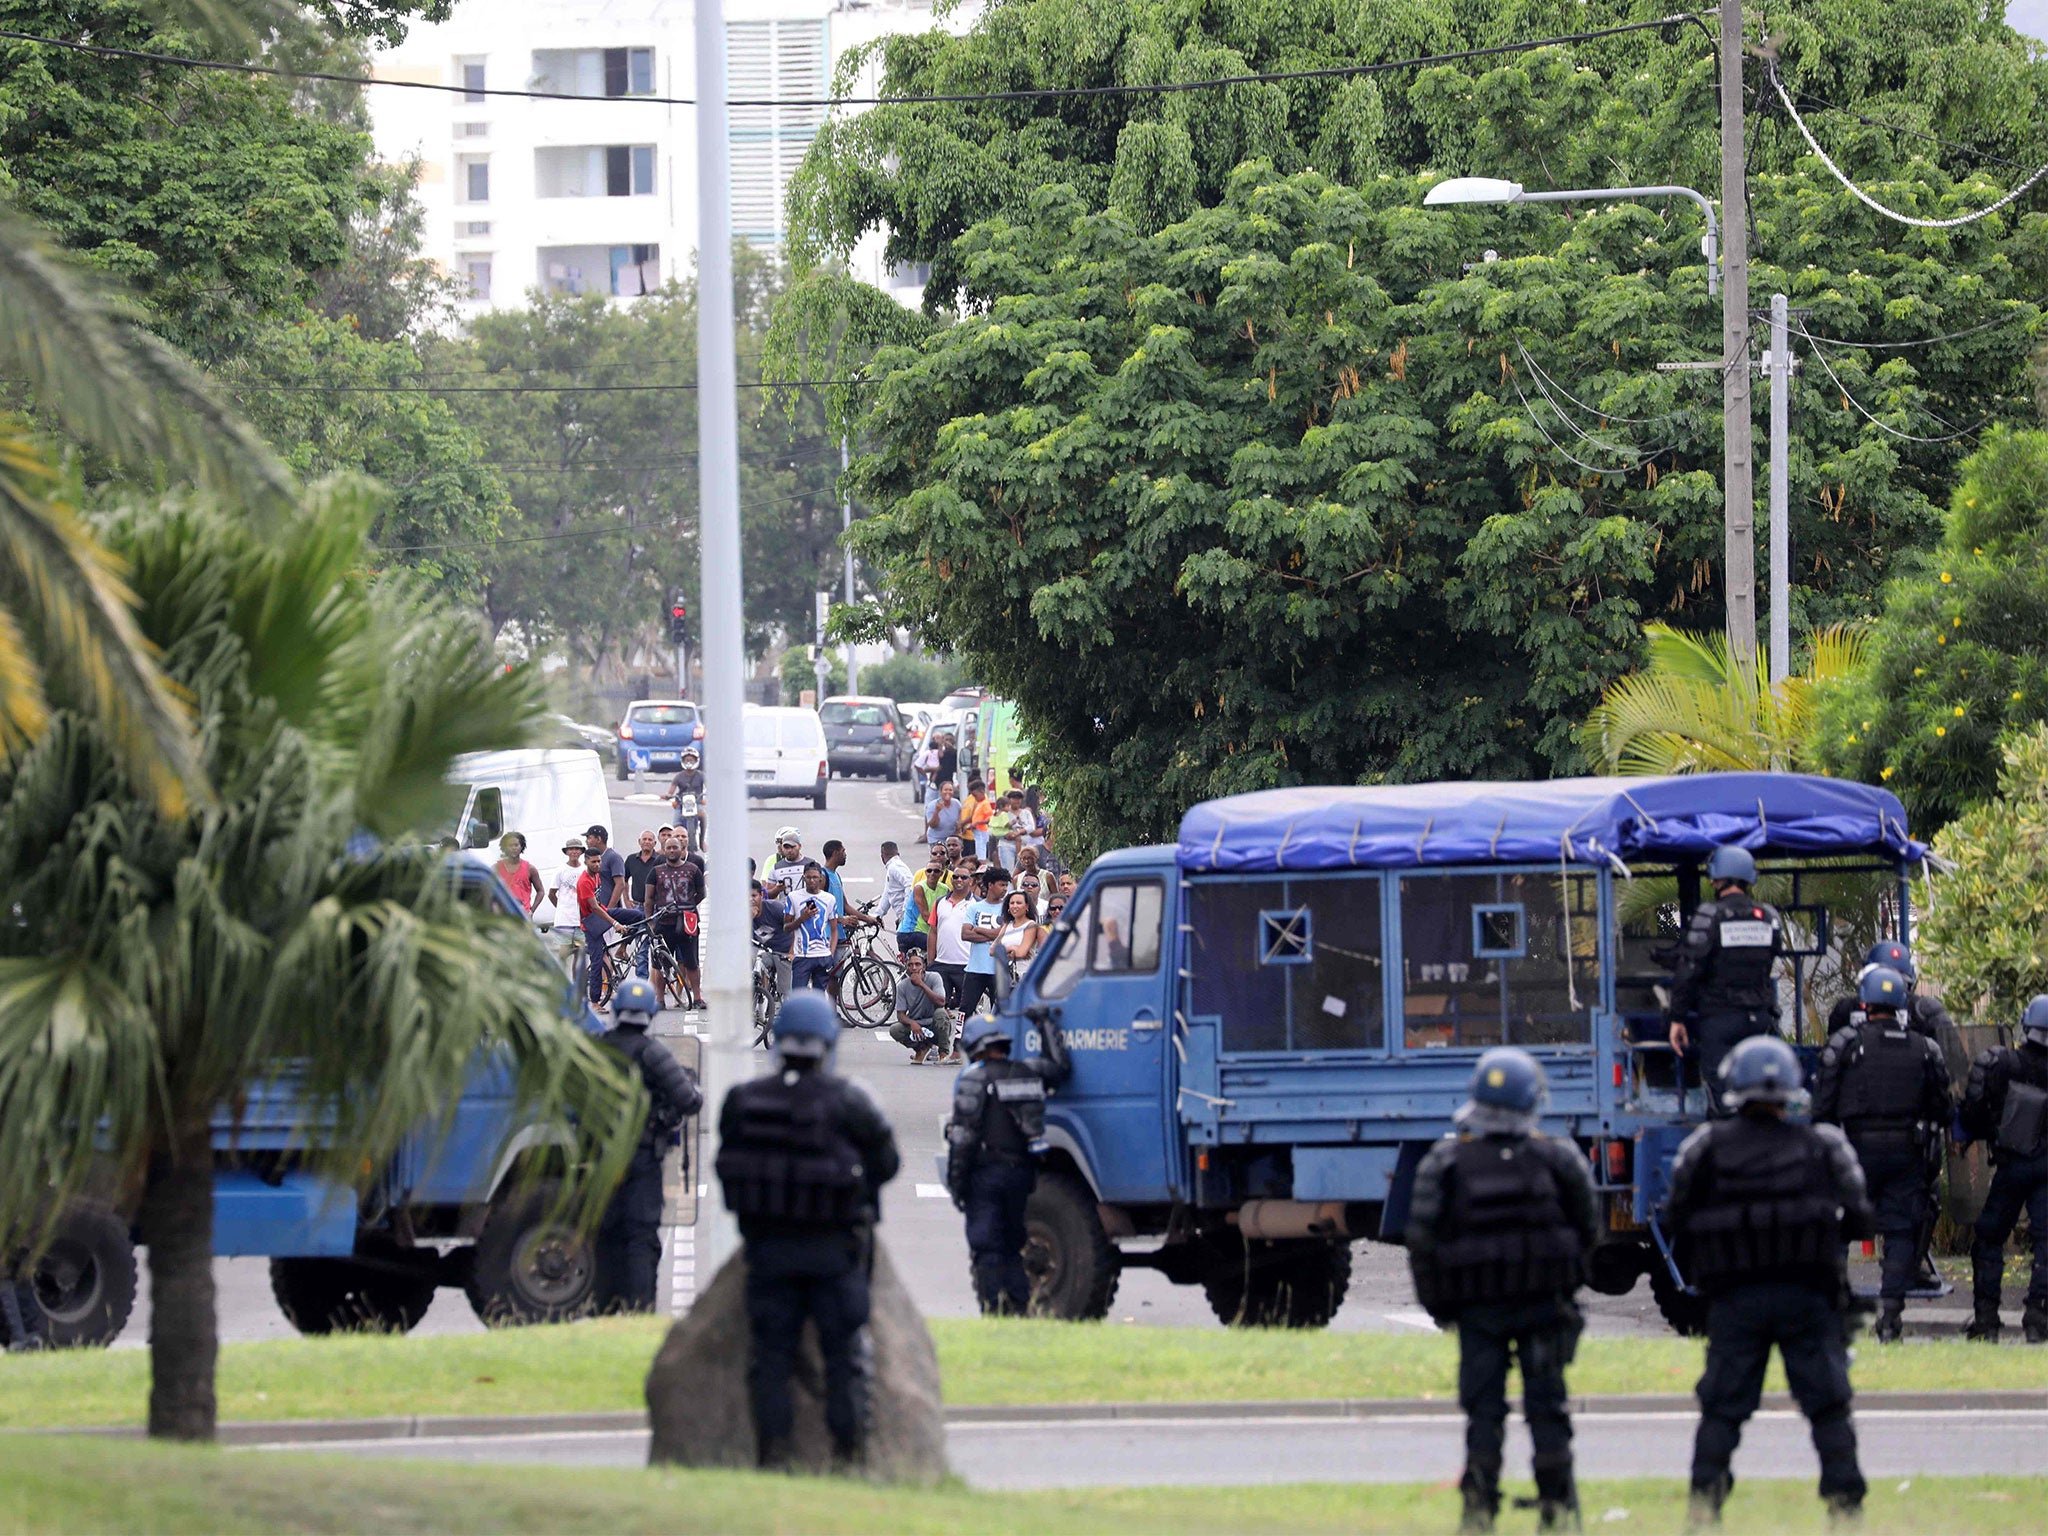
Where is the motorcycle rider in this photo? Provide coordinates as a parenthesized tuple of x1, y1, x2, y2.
(1957, 994, 2048, 1342)
(1666, 846, 1782, 1115)
(594, 976, 702, 1313)
(944, 1009, 1071, 1315)
(1812, 966, 1952, 1341)
(1824, 941, 1961, 1291)
(715, 992, 900, 1470)
(1666, 1035, 1874, 1527)
(666, 746, 706, 848)
(1405, 1048, 1599, 1533)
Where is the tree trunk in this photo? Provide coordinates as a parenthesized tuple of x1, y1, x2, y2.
(139, 1116, 217, 1441)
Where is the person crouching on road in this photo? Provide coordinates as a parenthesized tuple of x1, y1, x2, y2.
(1812, 965, 1952, 1342)
(1957, 994, 2048, 1342)
(595, 977, 702, 1313)
(1665, 1035, 1875, 1527)
(944, 1010, 1070, 1316)
(889, 948, 951, 1064)
(1405, 1048, 1598, 1534)
(714, 993, 900, 1472)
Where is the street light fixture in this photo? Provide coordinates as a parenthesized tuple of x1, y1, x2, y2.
(1422, 177, 1720, 296)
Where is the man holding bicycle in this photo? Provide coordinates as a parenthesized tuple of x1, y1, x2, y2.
(647, 831, 707, 1012)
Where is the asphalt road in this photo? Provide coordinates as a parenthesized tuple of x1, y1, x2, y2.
(120, 767, 1941, 1345)
(244, 1406, 2048, 1488)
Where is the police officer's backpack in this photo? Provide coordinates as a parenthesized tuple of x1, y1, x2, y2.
(1433, 1140, 1585, 1307)
(1998, 1079, 2048, 1158)
(716, 1071, 870, 1224)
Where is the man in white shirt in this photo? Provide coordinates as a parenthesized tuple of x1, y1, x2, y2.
(877, 840, 914, 944)
(545, 837, 587, 951)
(764, 828, 808, 902)
(930, 878, 975, 1016)
(958, 867, 1009, 1020)
(784, 863, 841, 993)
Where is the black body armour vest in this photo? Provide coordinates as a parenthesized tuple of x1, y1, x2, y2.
(1680, 1119, 1843, 1292)
(715, 1071, 870, 1224)
(1836, 1020, 1928, 1146)
(1432, 1138, 1586, 1307)
(1698, 895, 1778, 1011)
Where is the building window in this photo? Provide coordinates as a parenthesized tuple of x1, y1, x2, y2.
(539, 244, 660, 297)
(455, 122, 488, 139)
(459, 58, 487, 102)
(534, 146, 655, 198)
(726, 19, 825, 244)
(459, 221, 492, 237)
(460, 255, 493, 301)
(886, 259, 932, 291)
(531, 47, 655, 98)
(456, 156, 490, 204)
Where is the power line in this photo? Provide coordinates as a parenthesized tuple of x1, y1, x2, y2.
(1506, 372, 1669, 477)
(1794, 89, 2031, 173)
(0, 14, 1706, 111)
(1513, 338, 1668, 427)
(1767, 62, 2048, 230)
(1793, 324, 1989, 445)
(219, 377, 866, 395)
(376, 480, 846, 553)
(1795, 309, 2036, 351)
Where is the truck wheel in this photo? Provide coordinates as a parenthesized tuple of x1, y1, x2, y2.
(1023, 1170, 1119, 1320)
(1587, 1239, 1647, 1297)
(1201, 1235, 1352, 1328)
(270, 1257, 436, 1335)
(464, 1182, 596, 1326)
(31, 1203, 137, 1348)
(811, 785, 829, 811)
(1649, 1260, 1709, 1337)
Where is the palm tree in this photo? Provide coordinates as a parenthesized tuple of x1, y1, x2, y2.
(0, 487, 640, 1440)
(1579, 622, 1869, 775)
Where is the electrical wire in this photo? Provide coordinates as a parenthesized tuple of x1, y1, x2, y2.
(1767, 62, 2048, 230)
(375, 479, 846, 553)
(0, 14, 1707, 111)
(217, 377, 867, 395)
(1791, 89, 2031, 172)
(1793, 324, 1990, 444)
(1794, 310, 2036, 351)
(1513, 339, 1667, 426)
(1505, 372, 1668, 476)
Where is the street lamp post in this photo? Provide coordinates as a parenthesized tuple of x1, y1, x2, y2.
(1420, 178, 1719, 296)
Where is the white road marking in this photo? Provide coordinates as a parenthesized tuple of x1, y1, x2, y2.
(915, 1183, 949, 1199)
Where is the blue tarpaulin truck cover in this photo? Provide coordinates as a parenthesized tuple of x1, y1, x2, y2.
(1177, 773, 1921, 874)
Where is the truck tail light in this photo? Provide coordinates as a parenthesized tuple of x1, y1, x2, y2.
(819, 759, 829, 779)
(1606, 1140, 1628, 1181)
(619, 723, 634, 741)
(1612, 1061, 1624, 1088)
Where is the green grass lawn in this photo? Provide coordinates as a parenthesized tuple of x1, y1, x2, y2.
(2, 1319, 2044, 1432)
(0, 1437, 2044, 1536)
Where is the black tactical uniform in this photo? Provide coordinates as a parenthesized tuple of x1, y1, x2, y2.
(1407, 1126, 1600, 1530)
(594, 1015, 703, 1312)
(1667, 890, 1781, 1115)
(716, 1053, 900, 1465)
(1666, 1107, 1874, 1515)
(1958, 1035, 2048, 1341)
(944, 1015, 1071, 1315)
(1813, 999, 1951, 1334)
(0, 1272, 45, 1351)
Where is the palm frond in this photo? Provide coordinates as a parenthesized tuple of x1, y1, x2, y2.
(0, 424, 203, 816)
(0, 206, 294, 518)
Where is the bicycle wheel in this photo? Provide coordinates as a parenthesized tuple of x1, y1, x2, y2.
(835, 956, 897, 1029)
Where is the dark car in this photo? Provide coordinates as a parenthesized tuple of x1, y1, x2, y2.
(616, 699, 705, 781)
(819, 695, 910, 779)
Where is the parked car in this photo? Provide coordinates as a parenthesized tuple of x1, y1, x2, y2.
(615, 699, 704, 781)
(819, 695, 911, 779)
(743, 704, 829, 809)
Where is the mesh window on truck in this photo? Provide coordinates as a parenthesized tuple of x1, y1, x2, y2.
(1187, 875, 1385, 1054)
(1400, 871, 1596, 1050)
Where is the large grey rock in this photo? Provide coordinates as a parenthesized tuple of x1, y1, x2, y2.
(644, 1238, 947, 1484)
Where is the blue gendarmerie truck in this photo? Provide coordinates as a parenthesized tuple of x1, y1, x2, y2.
(28, 862, 614, 1346)
(995, 773, 1923, 1331)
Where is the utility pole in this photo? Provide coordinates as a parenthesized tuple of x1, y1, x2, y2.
(840, 438, 858, 696)
(1767, 293, 1794, 689)
(1719, 0, 1757, 667)
(692, 0, 747, 1281)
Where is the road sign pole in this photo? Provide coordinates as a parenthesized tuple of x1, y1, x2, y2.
(692, 0, 747, 1282)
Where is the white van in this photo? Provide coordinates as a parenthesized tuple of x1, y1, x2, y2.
(743, 705, 829, 809)
(446, 748, 612, 929)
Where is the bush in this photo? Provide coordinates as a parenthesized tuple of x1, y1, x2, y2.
(856, 652, 968, 704)
(777, 646, 846, 701)
(1919, 723, 2048, 1022)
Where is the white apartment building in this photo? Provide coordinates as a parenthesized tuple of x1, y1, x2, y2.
(368, 0, 973, 313)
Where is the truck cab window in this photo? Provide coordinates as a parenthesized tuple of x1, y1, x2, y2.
(1037, 880, 1163, 999)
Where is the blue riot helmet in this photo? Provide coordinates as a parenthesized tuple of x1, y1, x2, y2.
(1719, 1034, 1805, 1112)
(962, 1012, 1012, 1058)
(1858, 966, 1907, 1013)
(1707, 845, 1757, 887)
(1455, 1047, 1546, 1135)
(2022, 995, 2048, 1045)
(1864, 940, 1914, 984)
(611, 975, 660, 1026)
(771, 991, 839, 1059)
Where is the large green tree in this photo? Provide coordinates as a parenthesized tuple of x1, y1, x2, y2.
(842, 152, 2042, 852)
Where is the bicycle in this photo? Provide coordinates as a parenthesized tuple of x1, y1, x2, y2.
(752, 940, 783, 1049)
(827, 900, 902, 1030)
(597, 917, 685, 1012)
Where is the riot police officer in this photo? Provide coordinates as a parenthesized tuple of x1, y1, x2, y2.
(1667, 846, 1782, 1116)
(715, 992, 900, 1470)
(1824, 941, 1962, 1292)
(1405, 1048, 1599, 1534)
(1666, 1035, 1874, 1526)
(1813, 966, 1952, 1341)
(944, 1009, 1071, 1315)
(1957, 995, 2048, 1343)
(594, 976, 702, 1313)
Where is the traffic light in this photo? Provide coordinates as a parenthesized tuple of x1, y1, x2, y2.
(668, 590, 688, 646)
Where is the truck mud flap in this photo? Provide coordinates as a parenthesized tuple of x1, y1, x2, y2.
(1376, 1142, 1429, 1243)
